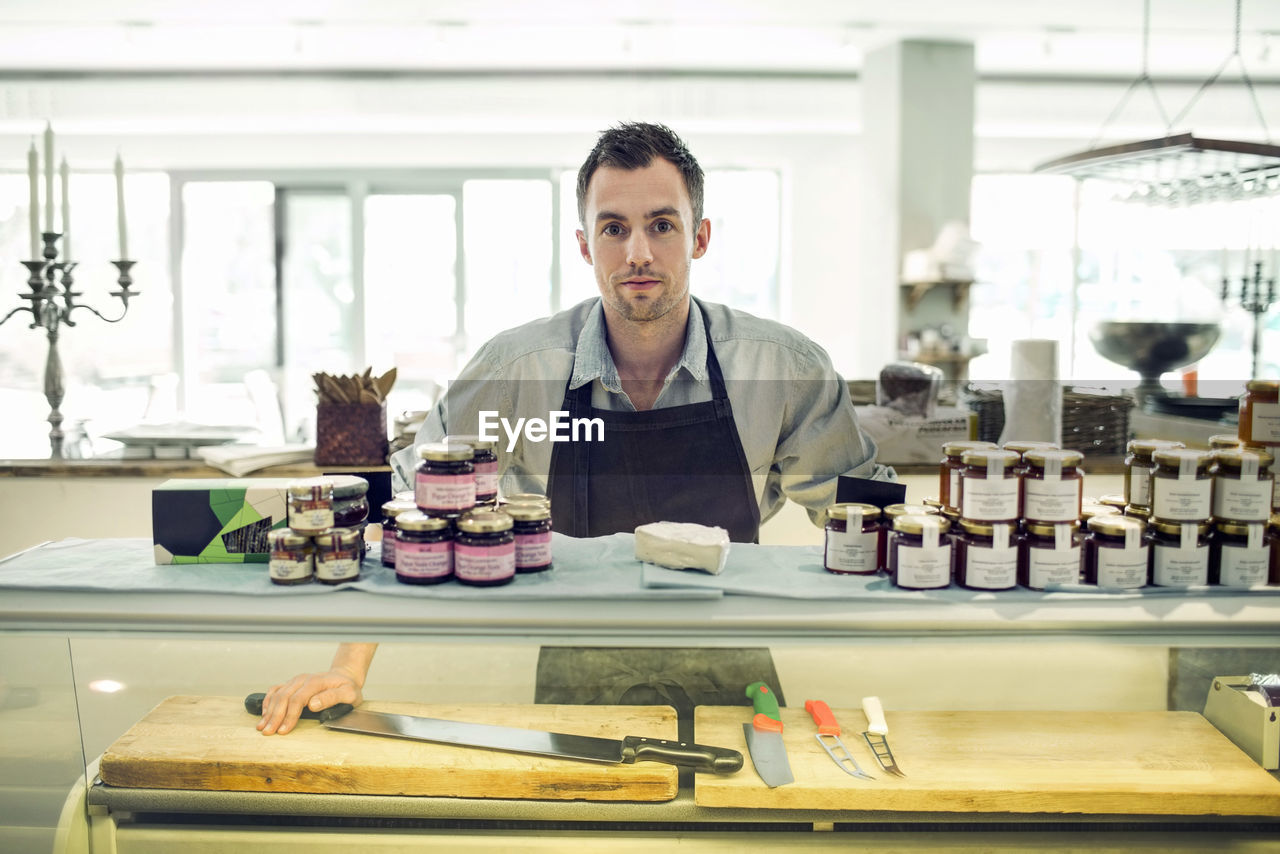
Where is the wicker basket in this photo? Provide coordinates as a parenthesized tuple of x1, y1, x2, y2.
(962, 386, 1134, 456)
(315, 401, 389, 466)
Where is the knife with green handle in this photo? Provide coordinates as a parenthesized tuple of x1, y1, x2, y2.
(245, 693, 743, 773)
(742, 681, 793, 787)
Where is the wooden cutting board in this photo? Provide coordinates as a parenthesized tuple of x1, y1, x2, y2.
(695, 706, 1280, 815)
(99, 695, 679, 801)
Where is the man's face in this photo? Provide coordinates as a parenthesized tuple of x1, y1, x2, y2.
(576, 159, 710, 324)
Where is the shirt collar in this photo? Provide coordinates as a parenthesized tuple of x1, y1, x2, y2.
(569, 298, 710, 391)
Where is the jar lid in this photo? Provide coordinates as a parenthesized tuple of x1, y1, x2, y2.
(380, 498, 418, 517)
(1126, 438, 1186, 456)
(417, 441, 475, 462)
(502, 492, 551, 507)
(958, 519, 1016, 536)
(1024, 520, 1081, 537)
(1152, 448, 1213, 469)
(1214, 448, 1275, 470)
(941, 440, 998, 457)
(1080, 502, 1121, 520)
(883, 503, 940, 518)
(287, 477, 334, 499)
(893, 513, 951, 535)
(444, 433, 497, 453)
(1096, 493, 1127, 509)
(312, 527, 361, 548)
(1246, 379, 1280, 393)
(1151, 519, 1212, 536)
(1087, 515, 1146, 536)
(1024, 448, 1084, 468)
(1214, 519, 1270, 536)
(504, 503, 551, 522)
(457, 508, 514, 533)
(1001, 440, 1059, 455)
(827, 502, 882, 522)
(960, 448, 1021, 469)
(1270, 513, 1280, 532)
(268, 528, 311, 548)
(1208, 434, 1244, 450)
(1125, 505, 1152, 521)
(394, 490, 415, 502)
(328, 475, 370, 499)
(396, 511, 453, 532)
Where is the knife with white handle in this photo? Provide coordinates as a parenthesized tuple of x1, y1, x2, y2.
(860, 695, 904, 776)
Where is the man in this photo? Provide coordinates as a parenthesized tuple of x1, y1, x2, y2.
(258, 122, 886, 735)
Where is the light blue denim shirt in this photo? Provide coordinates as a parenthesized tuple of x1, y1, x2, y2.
(391, 297, 890, 527)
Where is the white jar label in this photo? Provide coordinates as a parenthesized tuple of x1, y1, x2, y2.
(1095, 546, 1149, 588)
(1024, 477, 1081, 522)
(290, 506, 333, 532)
(1251, 402, 1280, 443)
(1151, 478, 1212, 521)
(1151, 543, 1208, 587)
(961, 476, 1019, 521)
(315, 553, 359, 582)
(416, 471, 477, 512)
(1026, 545, 1081, 589)
(826, 528, 879, 573)
(515, 531, 553, 567)
(963, 545, 1017, 589)
(948, 468, 962, 511)
(269, 556, 312, 582)
(396, 539, 453, 579)
(1218, 543, 1269, 588)
(1213, 477, 1273, 521)
(455, 541, 516, 582)
(895, 543, 952, 589)
(1128, 464, 1153, 507)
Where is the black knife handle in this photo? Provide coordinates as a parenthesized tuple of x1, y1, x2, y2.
(621, 736, 744, 774)
(243, 692, 354, 722)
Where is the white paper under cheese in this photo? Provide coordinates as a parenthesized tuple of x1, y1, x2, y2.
(634, 521, 731, 574)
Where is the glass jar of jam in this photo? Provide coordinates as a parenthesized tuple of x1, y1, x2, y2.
(1209, 434, 1244, 450)
(939, 440, 997, 512)
(882, 503, 939, 549)
(823, 503, 882, 575)
(287, 477, 335, 534)
(378, 498, 418, 568)
(501, 492, 552, 509)
(1021, 448, 1084, 524)
(1212, 448, 1275, 522)
(394, 511, 455, 585)
(959, 448, 1022, 523)
(954, 519, 1018, 591)
(1240, 379, 1280, 447)
(330, 475, 371, 528)
(415, 442, 477, 516)
(1147, 519, 1211, 588)
(506, 503, 553, 573)
(446, 434, 499, 505)
(1018, 521, 1082, 589)
(888, 514, 952, 590)
(1123, 439, 1184, 511)
(1081, 502, 1121, 524)
(1083, 515, 1149, 589)
(313, 527, 362, 585)
(1210, 519, 1271, 588)
(454, 509, 516, 586)
(268, 529, 314, 585)
(1097, 493, 1128, 513)
(1150, 448, 1213, 522)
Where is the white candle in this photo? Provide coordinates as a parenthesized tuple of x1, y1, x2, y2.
(27, 139, 39, 259)
(59, 157, 71, 261)
(43, 122, 54, 233)
(114, 152, 128, 259)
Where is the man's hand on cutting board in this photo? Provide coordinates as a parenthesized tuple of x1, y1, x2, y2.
(257, 642, 378, 735)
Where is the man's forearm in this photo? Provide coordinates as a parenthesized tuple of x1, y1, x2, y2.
(331, 642, 378, 687)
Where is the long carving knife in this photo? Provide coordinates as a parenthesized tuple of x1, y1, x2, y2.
(743, 681, 794, 787)
(244, 694, 742, 773)
(861, 695, 905, 777)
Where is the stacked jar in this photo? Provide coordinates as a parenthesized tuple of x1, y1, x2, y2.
(952, 448, 1022, 591)
(444, 434, 500, 507)
(1016, 449, 1085, 590)
(937, 440, 998, 514)
(1145, 448, 1214, 588)
(1209, 447, 1274, 588)
(1124, 439, 1185, 518)
(272, 476, 369, 586)
(823, 503, 882, 575)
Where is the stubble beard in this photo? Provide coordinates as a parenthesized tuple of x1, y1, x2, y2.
(602, 266, 690, 324)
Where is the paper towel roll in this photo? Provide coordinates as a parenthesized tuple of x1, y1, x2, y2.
(999, 339, 1062, 445)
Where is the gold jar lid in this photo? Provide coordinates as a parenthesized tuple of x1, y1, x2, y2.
(1209, 434, 1244, 450)
(268, 529, 311, 548)
(941, 440, 998, 457)
(457, 508, 514, 534)
(504, 503, 551, 522)
(1214, 448, 1275, 471)
(396, 511, 453, 532)
(380, 498, 419, 517)
(827, 502, 882, 523)
(444, 433, 497, 453)
(312, 527, 361, 548)
(1215, 519, 1270, 537)
(884, 503, 940, 519)
(1150, 519, 1212, 537)
(394, 490, 415, 502)
(1080, 502, 1121, 520)
(1025, 520, 1081, 537)
(893, 514, 951, 535)
(1001, 440, 1059, 455)
(1271, 513, 1280, 533)
(960, 448, 1022, 469)
(1124, 505, 1151, 521)
(417, 441, 475, 462)
(1126, 438, 1186, 458)
(1097, 493, 1127, 509)
(287, 477, 334, 499)
(958, 519, 1016, 536)
(329, 475, 370, 499)
(1087, 515, 1146, 537)
(1024, 448, 1085, 469)
(502, 492, 551, 507)
(1152, 448, 1213, 470)
(1246, 379, 1280, 394)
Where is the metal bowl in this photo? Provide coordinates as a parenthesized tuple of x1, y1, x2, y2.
(1088, 321, 1221, 398)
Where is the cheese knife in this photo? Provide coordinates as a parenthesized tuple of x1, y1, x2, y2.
(244, 693, 742, 773)
(742, 681, 794, 787)
(861, 695, 905, 776)
(804, 699, 874, 780)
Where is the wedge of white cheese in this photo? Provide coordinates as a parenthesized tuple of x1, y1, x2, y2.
(634, 521, 731, 575)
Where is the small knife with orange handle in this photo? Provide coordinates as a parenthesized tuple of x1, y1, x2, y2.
(804, 699, 875, 780)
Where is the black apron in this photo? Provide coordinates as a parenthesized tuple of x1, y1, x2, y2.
(545, 300, 761, 543)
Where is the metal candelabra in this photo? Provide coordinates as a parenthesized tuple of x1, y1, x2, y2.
(0, 232, 138, 459)
(1221, 259, 1275, 380)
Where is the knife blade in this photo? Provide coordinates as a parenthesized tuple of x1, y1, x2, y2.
(244, 693, 742, 774)
(804, 699, 874, 780)
(743, 681, 794, 787)
(860, 695, 905, 777)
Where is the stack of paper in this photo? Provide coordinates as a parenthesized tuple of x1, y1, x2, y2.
(197, 444, 315, 476)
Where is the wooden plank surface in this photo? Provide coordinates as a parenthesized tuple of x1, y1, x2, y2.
(100, 696, 679, 801)
(695, 706, 1280, 815)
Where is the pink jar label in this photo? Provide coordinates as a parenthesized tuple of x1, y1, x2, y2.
(382, 532, 397, 563)
(455, 541, 516, 581)
(515, 531, 553, 567)
(475, 460, 499, 497)
(416, 471, 476, 511)
(396, 540, 453, 579)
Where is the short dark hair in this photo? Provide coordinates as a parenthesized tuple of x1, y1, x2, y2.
(576, 122, 705, 227)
